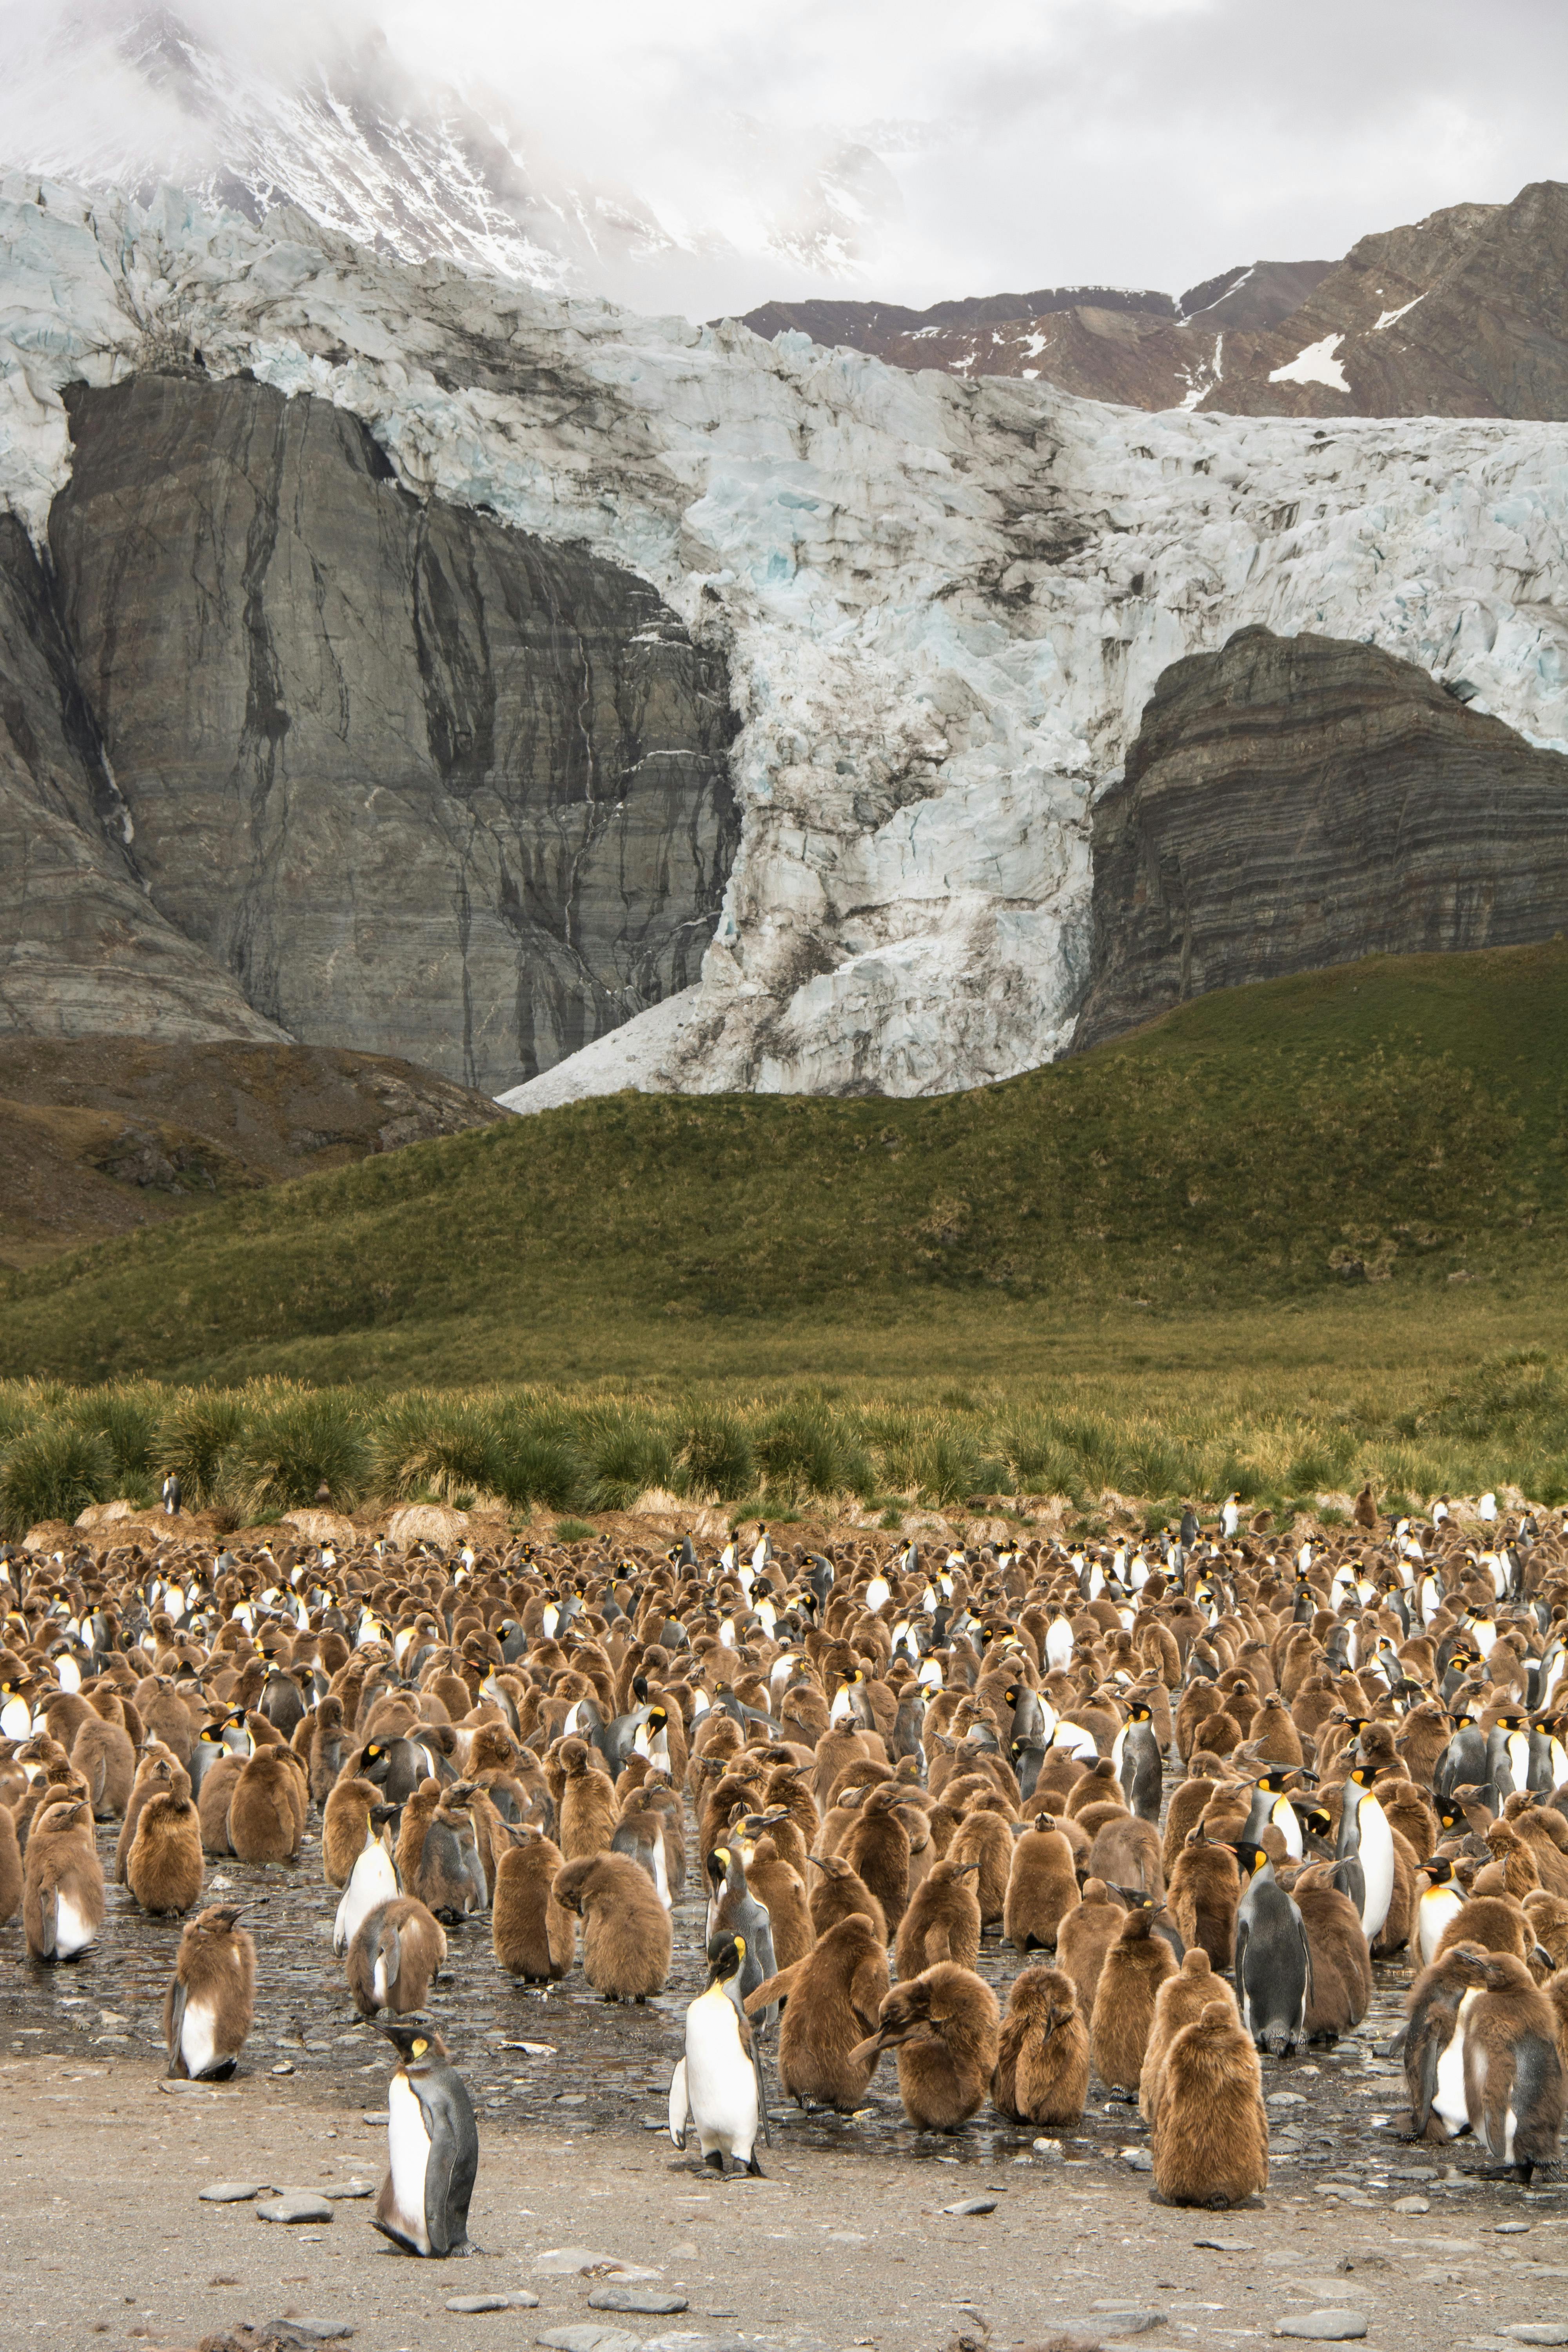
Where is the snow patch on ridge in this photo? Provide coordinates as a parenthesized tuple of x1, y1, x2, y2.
(1268, 333, 1350, 391)
(2, 178, 1568, 1107)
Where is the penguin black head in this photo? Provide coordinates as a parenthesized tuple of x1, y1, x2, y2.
(1347, 1765, 1378, 1789)
(1254, 1769, 1290, 1793)
(1231, 1839, 1271, 1878)
(1422, 1857, 1457, 1886)
(1299, 1806, 1333, 1841)
(706, 1929, 746, 1986)
(380, 2020, 447, 2063)
(1129, 1703, 1152, 1723)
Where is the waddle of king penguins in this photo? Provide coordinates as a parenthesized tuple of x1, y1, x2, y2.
(373, 2023, 480, 2256)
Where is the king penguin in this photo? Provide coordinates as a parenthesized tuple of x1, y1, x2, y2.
(373, 2023, 481, 2258)
(1232, 1840, 1311, 2056)
(1336, 1768, 1395, 1944)
(668, 1930, 764, 2176)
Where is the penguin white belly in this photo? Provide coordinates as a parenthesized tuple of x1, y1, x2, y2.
(1045, 1621, 1074, 1670)
(561, 1699, 584, 1735)
(386, 2074, 433, 2252)
(650, 1837, 671, 1913)
(0, 1695, 28, 1739)
(829, 1686, 855, 1726)
(180, 1997, 220, 2080)
(1418, 1889, 1463, 1968)
(1272, 1800, 1304, 1864)
(864, 1577, 889, 1615)
(1357, 1803, 1395, 1942)
(54, 1889, 94, 1958)
(684, 1995, 757, 2161)
(1432, 1993, 1478, 2137)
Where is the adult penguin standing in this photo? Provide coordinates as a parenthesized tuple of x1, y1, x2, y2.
(1232, 1841, 1311, 2056)
(669, 1929, 764, 2175)
(372, 2024, 480, 2258)
(1336, 1768, 1395, 1944)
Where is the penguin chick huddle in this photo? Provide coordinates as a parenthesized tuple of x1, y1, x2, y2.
(2, 1494, 1567, 2229)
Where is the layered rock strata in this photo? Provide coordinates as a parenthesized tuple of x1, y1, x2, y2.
(1072, 627, 1568, 1052)
(4, 368, 739, 1093)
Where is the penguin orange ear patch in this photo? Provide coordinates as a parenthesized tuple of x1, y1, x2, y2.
(412, 2038, 428, 2056)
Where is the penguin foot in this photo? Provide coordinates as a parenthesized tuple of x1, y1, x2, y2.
(743, 2156, 766, 2179)
(704, 2149, 726, 2174)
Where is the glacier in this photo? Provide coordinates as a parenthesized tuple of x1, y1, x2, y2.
(2, 174, 1567, 1109)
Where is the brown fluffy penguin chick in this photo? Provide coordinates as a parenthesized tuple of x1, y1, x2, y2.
(947, 1808, 1014, 1927)
(1150, 2001, 1269, 2208)
(322, 1775, 381, 1888)
(745, 1911, 891, 2110)
(23, 1799, 105, 1960)
(226, 1750, 305, 1864)
(1167, 1832, 1241, 1970)
(896, 1858, 982, 1979)
(809, 1851, 888, 1945)
(115, 1748, 192, 1882)
(1139, 1949, 1240, 2124)
(71, 1706, 136, 1818)
(1089, 1813, 1165, 1902)
(164, 1904, 256, 2079)
(1090, 1904, 1179, 2091)
(1463, 1951, 1568, 2177)
(127, 1787, 205, 1917)
(1057, 1879, 1126, 2022)
(841, 1784, 914, 1934)
(1290, 1864, 1373, 2042)
(1003, 1821, 1079, 1954)
(738, 1832, 814, 1970)
(196, 1754, 245, 1855)
(1436, 1893, 1533, 1965)
(347, 1896, 448, 2016)
(992, 1965, 1090, 2127)
(850, 1962, 1000, 2131)
(558, 1737, 618, 1860)
(0, 1799, 20, 1927)
(493, 1828, 575, 1982)
(553, 1852, 672, 2001)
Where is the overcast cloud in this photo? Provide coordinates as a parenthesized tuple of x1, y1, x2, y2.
(5, 0, 1565, 310)
(371, 0, 1568, 303)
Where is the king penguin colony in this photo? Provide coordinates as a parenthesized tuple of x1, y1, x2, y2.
(2, 1492, 1568, 2245)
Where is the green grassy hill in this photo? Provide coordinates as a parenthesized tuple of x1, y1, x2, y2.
(6, 941, 1568, 1396)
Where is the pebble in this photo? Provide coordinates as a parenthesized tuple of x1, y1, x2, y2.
(256, 2194, 335, 2224)
(589, 2287, 691, 2314)
(1394, 2197, 1432, 2215)
(447, 2293, 541, 2312)
(321, 2181, 374, 2199)
(941, 2197, 997, 2216)
(1055, 2316, 1161, 2339)
(1120, 2148, 1153, 2173)
(537, 2328, 640, 2352)
(534, 2248, 659, 2279)
(1501, 2330, 1568, 2345)
(1195, 2239, 1255, 2254)
(271, 2061, 296, 2076)
(557, 2093, 588, 2106)
(1268, 2092, 1307, 2107)
(1031, 2138, 1065, 2161)
(644, 2336, 755, 2352)
(1274, 2316, 1368, 2341)
(269, 2328, 352, 2345)
(199, 2181, 271, 2203)
(361, 2110, 389, 2125)
(1495, 2224, 1530, 2236)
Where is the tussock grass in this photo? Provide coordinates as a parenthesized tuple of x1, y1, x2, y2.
(0, 1355, 1566, 1538)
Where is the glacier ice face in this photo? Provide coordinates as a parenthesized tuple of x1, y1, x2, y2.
(3, 176, 1568, 1109)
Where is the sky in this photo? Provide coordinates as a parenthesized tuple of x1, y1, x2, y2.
(380, 0, 1568, 305)
(6, 0, 1568, 312)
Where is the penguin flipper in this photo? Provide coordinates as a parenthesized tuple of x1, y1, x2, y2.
(416, 2079, 478, 2258)
(668, 2056, 690, 2148)
(166, 1979, 188, 2076)
(369, 2215, 425, 2257)
(35, 1884, 57, 1960)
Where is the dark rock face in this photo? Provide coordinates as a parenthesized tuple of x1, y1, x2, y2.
(1072, 626, 1568, 1053)
(12, 372, 738, 1092)
(0, 515, 280, 1045)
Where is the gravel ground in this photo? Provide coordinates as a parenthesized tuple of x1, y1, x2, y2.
(3, 1815, 1566, 2352)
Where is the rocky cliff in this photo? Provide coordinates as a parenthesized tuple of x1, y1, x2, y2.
(1072, 627, 1568, 1053)
(5, 183, 1568, 1108)
(5, 368, 739, 1093)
